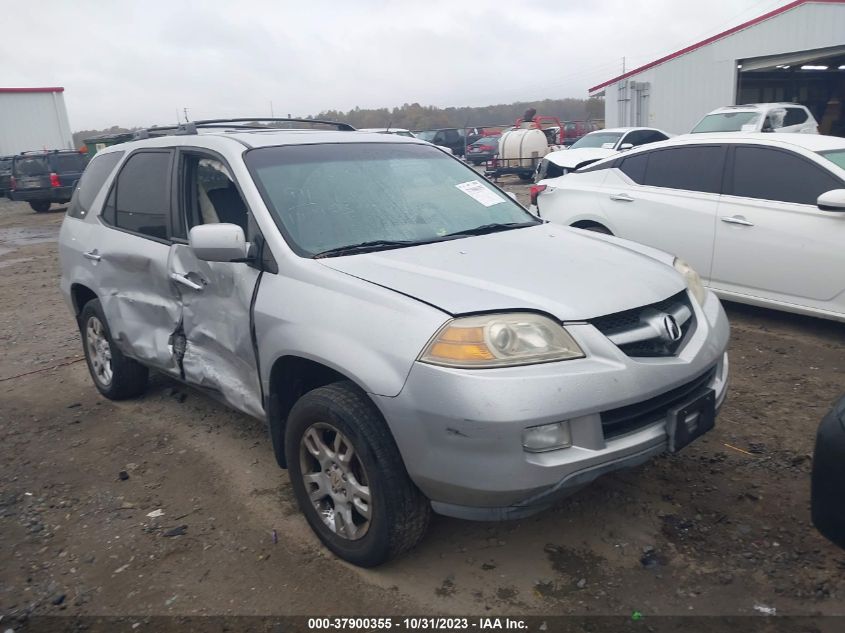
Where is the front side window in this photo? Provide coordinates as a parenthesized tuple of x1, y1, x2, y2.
(111, 151, 172, 240)
(67, 151, 124, 219)
(175, 155, 249, 239)
(569, 132, 623, 150)
(643, 146, 724, 194)
(731, 146, 843, 205)
(624, 130, 668, 147)
(691, 112, 760, 133)
(246, 143, 538, 257)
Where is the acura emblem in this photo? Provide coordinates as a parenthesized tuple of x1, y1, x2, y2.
(662, 314, 682, 342)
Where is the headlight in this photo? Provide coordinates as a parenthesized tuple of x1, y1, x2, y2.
(674, 257, 706, 306)
(419, 313, 584, 368)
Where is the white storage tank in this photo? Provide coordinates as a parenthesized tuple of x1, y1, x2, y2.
(497, 128, 549, 167)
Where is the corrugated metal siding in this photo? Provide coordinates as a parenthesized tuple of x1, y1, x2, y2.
(600, 2, 845, 133)
(0, 91, 74, 155)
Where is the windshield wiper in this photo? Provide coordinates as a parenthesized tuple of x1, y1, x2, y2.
(440, 220, 541, 239)
(313, 239, 431, 258)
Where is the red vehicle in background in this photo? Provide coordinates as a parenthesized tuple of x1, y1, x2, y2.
(561, 120, 603, 146)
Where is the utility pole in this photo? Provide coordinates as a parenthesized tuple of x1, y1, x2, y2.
(270, 100, 274, 117)
(622, 56, 626, 73)
(183, 107, 190, 123)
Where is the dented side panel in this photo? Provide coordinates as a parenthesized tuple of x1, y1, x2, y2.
(94, 228, 182, 375)
(167, 243, 263, 418)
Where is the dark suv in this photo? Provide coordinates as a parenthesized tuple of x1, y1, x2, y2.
(0, 156, 12, 198)
(9, 150, 89, 212)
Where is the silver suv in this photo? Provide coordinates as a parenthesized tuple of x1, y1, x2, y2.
(58, 118, 730, 566)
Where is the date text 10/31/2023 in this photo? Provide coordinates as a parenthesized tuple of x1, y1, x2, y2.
(307, 617, 529, 630)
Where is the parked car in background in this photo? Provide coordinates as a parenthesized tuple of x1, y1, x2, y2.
(533, 133, 845, 322)
(812, 394, 845, 549)
(414, 128, 466, 156)
(561, 120, 601, 146)
(0, 155, 13, 198)
(58, 118, 729, 566)
(535, 127, 671, 181)
(360, 128, 454, 154)
(691, 103, 818, 134)
(9, 149, 89, 212)
(466, 135, 500, 165)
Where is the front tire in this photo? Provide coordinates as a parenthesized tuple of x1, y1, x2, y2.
(285, 382, 430, 567)
(29, 201, 51, 213)
(79, 299, 149, 400)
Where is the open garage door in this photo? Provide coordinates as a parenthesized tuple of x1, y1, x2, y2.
(738, 45, 845, 136)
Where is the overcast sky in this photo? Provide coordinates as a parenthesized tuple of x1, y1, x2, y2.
(5, 0, 793, 130)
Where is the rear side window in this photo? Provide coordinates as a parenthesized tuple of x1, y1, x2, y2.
(643, 146, 724, 194)
(783, 108, 809, 127)
(52, 153, 88, 172)
(110, 151, 172, 240)
(731, 146, 842, 205)
(67, 151, 124, 219)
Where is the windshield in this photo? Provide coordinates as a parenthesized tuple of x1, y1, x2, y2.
(386, 130, 414, 137)
(691, 112, 761, 133)
(570, 132, 622, 149)
(246, 143, 538, 257)
(13, 156, 49, 176)
(471, 137, 499, 147)
(414, 131, 436, 142)
(819, 150, 845, 170)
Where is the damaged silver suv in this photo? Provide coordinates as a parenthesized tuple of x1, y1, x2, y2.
(59, 118, 730, 566)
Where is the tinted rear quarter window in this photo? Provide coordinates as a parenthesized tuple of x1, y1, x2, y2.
(783, 108, 808, 127)
(643, 146, 724, 194)
(731, 146, 842, 205)
(67, 151, 124, 219)
(52, 153, 88, 172)
(110, 151, 172, 240)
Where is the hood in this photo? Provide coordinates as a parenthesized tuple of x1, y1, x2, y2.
(318, 225, 685, 321)
(546, 148, 617, 170)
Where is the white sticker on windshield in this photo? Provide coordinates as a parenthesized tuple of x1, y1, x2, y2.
(455, 180, 505, 207)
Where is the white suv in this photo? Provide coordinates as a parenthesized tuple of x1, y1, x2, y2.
(691, 103, 818, 135)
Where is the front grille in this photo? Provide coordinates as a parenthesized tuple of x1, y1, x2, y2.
(590, 291, 695, 357)
(600, 366, 716, 439)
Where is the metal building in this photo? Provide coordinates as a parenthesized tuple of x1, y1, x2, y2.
(589, 0, 845, 135)
(0, 87, 75, 155)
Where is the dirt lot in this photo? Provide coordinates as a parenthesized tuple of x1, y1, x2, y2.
(1, 188, 844, 621)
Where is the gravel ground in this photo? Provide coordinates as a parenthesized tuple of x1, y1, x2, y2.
(1, 190, 843, 622)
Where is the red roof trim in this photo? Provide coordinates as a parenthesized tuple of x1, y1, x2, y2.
(0, 87, 64, 94)
(589, 0, 845, 93)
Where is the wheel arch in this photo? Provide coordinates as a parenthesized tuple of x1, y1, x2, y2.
(70, 283, 98, 316)
(267, 354, 374, 469)
(571, 219, 614, 235)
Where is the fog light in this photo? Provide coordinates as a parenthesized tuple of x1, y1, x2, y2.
(522, 421, 572, 452)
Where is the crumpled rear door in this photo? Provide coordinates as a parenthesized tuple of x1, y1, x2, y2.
(166, 243, 263, 418)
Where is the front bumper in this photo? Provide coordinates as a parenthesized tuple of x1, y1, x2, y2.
(374, 290, 730, 520)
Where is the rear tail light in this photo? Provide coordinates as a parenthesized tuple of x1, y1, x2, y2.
(49, 172, 60, 187)
(529, 184, 547, 206)
(479, 145, 494, 151)
(9, 176, 16, 190)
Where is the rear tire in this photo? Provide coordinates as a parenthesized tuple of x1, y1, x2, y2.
(79, 299, 149, 400)
(29, 201, 51, 213)
(285, 381, 430, 567)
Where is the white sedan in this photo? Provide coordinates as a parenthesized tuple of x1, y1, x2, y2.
(533, 133, 845, 322)
(535, 127, 671, 181)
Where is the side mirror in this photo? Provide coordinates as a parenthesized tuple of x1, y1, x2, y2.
(189, 223, 248, 262)
(618, 143, 634, 151)
(817, 189, 845, 212)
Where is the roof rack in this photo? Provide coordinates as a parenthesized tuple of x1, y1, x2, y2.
(18, 149, 83, 155)
(133, 117, 355, 140)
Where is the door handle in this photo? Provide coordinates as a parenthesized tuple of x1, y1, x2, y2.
(609, 193, 634, 202)
(83, 250, 101, 262)
(720, 216, 754, 227)
(170, 272, 204, 291)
